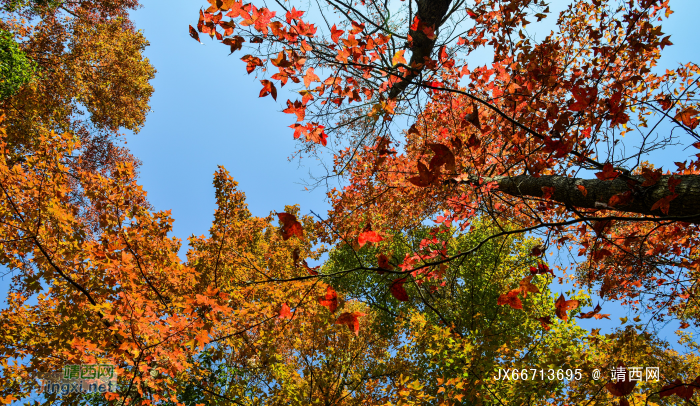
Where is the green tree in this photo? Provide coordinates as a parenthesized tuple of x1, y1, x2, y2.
(0, 29, 36, 100)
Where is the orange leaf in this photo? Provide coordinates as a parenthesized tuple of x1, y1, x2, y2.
(554, 293, 579, 321)
(675, 107, 699, 130)
(518, 276, 540, 297)
(577, 184, 588, 197)
(259, 80, 277, 100)
(303, 67, 320, 88)
(577, 303, 603, 319)
(241, 55, 263, 74)
(392, 50, 407, 66)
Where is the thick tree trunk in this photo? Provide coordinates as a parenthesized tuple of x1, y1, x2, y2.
(469, 174, 700, 224)
(388, 0, 452, 99)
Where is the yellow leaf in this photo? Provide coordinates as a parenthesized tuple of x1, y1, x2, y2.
(392, 50, 407, 66)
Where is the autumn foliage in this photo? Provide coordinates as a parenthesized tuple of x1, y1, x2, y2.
(2, 0, 700, 404)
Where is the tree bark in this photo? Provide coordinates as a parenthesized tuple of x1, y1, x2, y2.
(463, 174, 700, 224)
(388, 0, 452, 99)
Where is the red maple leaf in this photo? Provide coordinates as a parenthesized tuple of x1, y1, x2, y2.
(259, 80, 277, 100)
(569, 86, 598, 111)
(408, 161, 439, 187)
(283, 100, 306, 122)
(279, 303, 293, 319)
(576, 303, 609, 319)
(303, 260, 319, 276)
(318, 286, 338, 312)
(303, 67, 320, 88)
(660, 377, 699, 400)
(358, 222, 383, 247)
(650, 193, 678, 215)
(427, 143, 456, 173)
(675, 107, 699, 130)
(554, 294, 579, 321)
(641, 168, 662, 187)
(497, 289, 523, 310)
(222, 36, 245, 53)
(335, 312, 367, 335)
(389, 278, 409, 301)
(241, 55, 263, 74)
(595, 163, 620, 181)
(668, 176, 682, 194)
(377, 253, 393, 273)
(330, 24, 344, 43)
(276, 212, 303, 240)
(529, 263, 554, 276)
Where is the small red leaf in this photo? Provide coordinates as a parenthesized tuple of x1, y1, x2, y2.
(554, 294, 579, 321)
(303, 67, 320, 88)
(577, 184, 588, 197)
(668, 176, 682, 194)
(650, 193, 678, 215)
(303, 260, 320, 276)
(577, 303, 603, 319)
(335, 312, 367, 335)
(497, 289, 523, 310)
(318, 286, 338, 313)
(390, 278, 409, 301)
(595, 163, 620, 181)
(277, 212, 303, 240)
(358, 223, 383, 247)
(675, 107, 699, 130)
(189, 25, 201, 42)
(259, 80, 277, 100)
(377, 253, 393, 273)
(641, 168, 662, 187)
(241, 55, 263, 74)
(279, 303, 293, 319)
